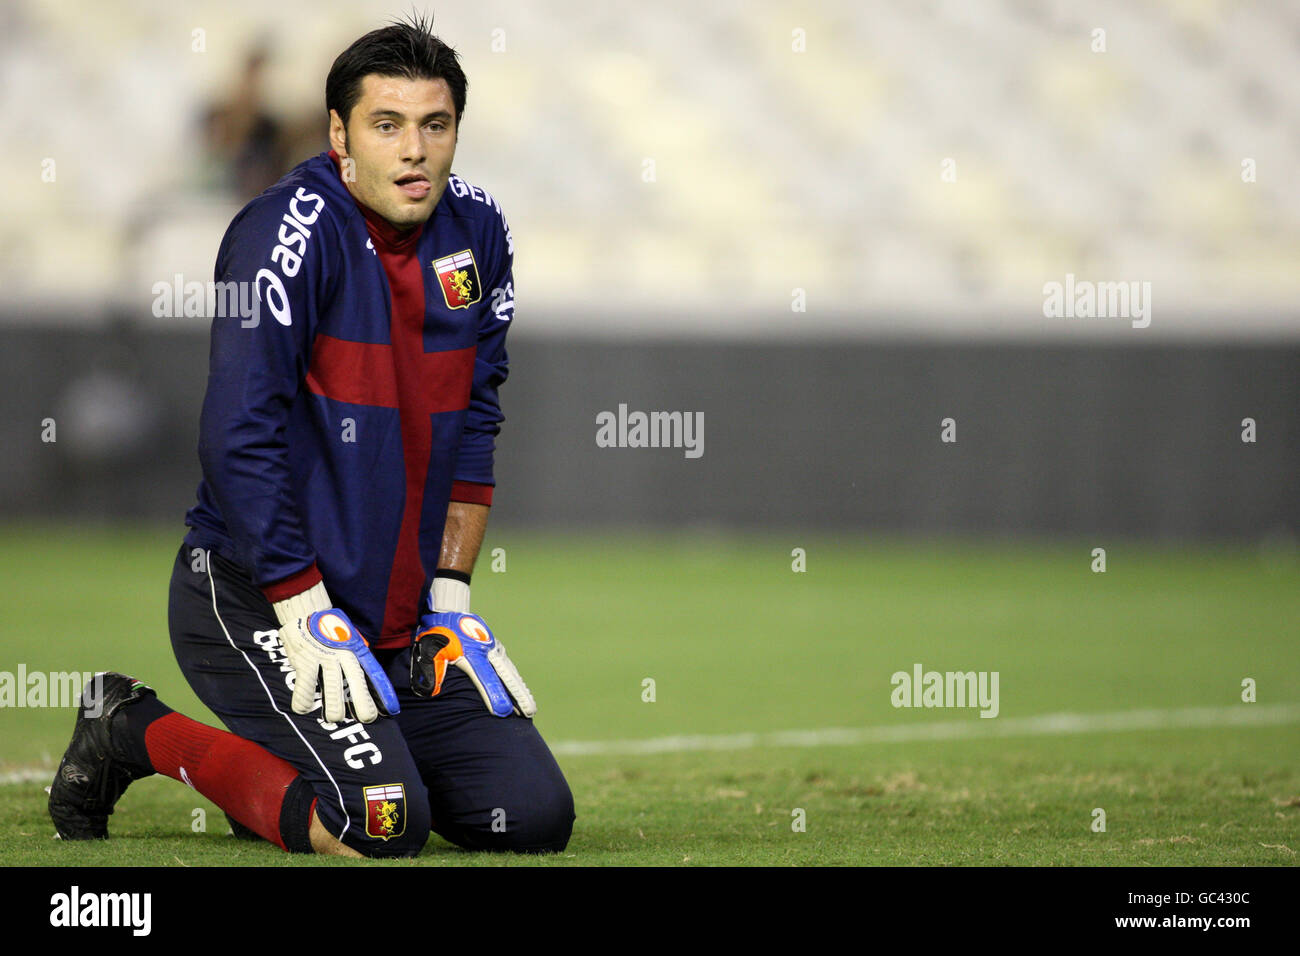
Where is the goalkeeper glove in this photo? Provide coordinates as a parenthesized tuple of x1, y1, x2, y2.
(411, 610, 536, 718)
(273, 582, 399, 724)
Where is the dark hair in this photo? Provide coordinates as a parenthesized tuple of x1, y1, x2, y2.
(325, 12, 468, 132)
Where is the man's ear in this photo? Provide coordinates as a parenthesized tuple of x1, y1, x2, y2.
(325, 108, 345, 155)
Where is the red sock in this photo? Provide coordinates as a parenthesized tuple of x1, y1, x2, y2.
(143, 712, 313, 851)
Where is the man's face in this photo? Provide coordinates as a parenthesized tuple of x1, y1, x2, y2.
(329, 74, 458, 231)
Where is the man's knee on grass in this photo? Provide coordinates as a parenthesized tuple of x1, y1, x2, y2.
(434, 779, 575, 854)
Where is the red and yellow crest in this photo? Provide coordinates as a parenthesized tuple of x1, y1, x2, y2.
(433, 249, 482, 309)
(363, 783, 407, 840)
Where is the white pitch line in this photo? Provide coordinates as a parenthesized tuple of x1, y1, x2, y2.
(4, 704, 1298, 782)
(546, 703, 1300, 757)
(2, 768, 57, 785)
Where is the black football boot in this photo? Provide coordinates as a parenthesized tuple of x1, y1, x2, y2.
(48, 672, 157, 840)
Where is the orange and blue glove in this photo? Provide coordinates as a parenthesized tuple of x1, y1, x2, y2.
(410, 611, 536, 718)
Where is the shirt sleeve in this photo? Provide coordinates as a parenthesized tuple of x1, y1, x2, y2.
(451, 207, 514, 501)
(197, 184, 338, 594)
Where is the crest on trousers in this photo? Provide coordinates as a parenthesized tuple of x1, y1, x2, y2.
(363, 784, 407, 840)
(433, 249, 482, 309)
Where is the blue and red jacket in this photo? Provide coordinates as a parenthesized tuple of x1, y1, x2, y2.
(184, 150, 515, 648)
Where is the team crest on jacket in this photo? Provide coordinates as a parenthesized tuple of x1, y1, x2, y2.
(433, 249, 482, 309)
(363, 784, 407, 840)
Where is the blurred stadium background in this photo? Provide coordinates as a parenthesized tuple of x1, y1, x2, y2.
(0, 0, 1295, 537)
(0, 1, 1297, 866)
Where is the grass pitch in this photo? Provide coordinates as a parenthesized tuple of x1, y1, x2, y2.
(1, 522, 1297, 866)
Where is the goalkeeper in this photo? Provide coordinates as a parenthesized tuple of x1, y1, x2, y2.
(47, 16, 574, 857)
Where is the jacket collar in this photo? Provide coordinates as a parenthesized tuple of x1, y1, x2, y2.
(327, 149, 425, 255)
